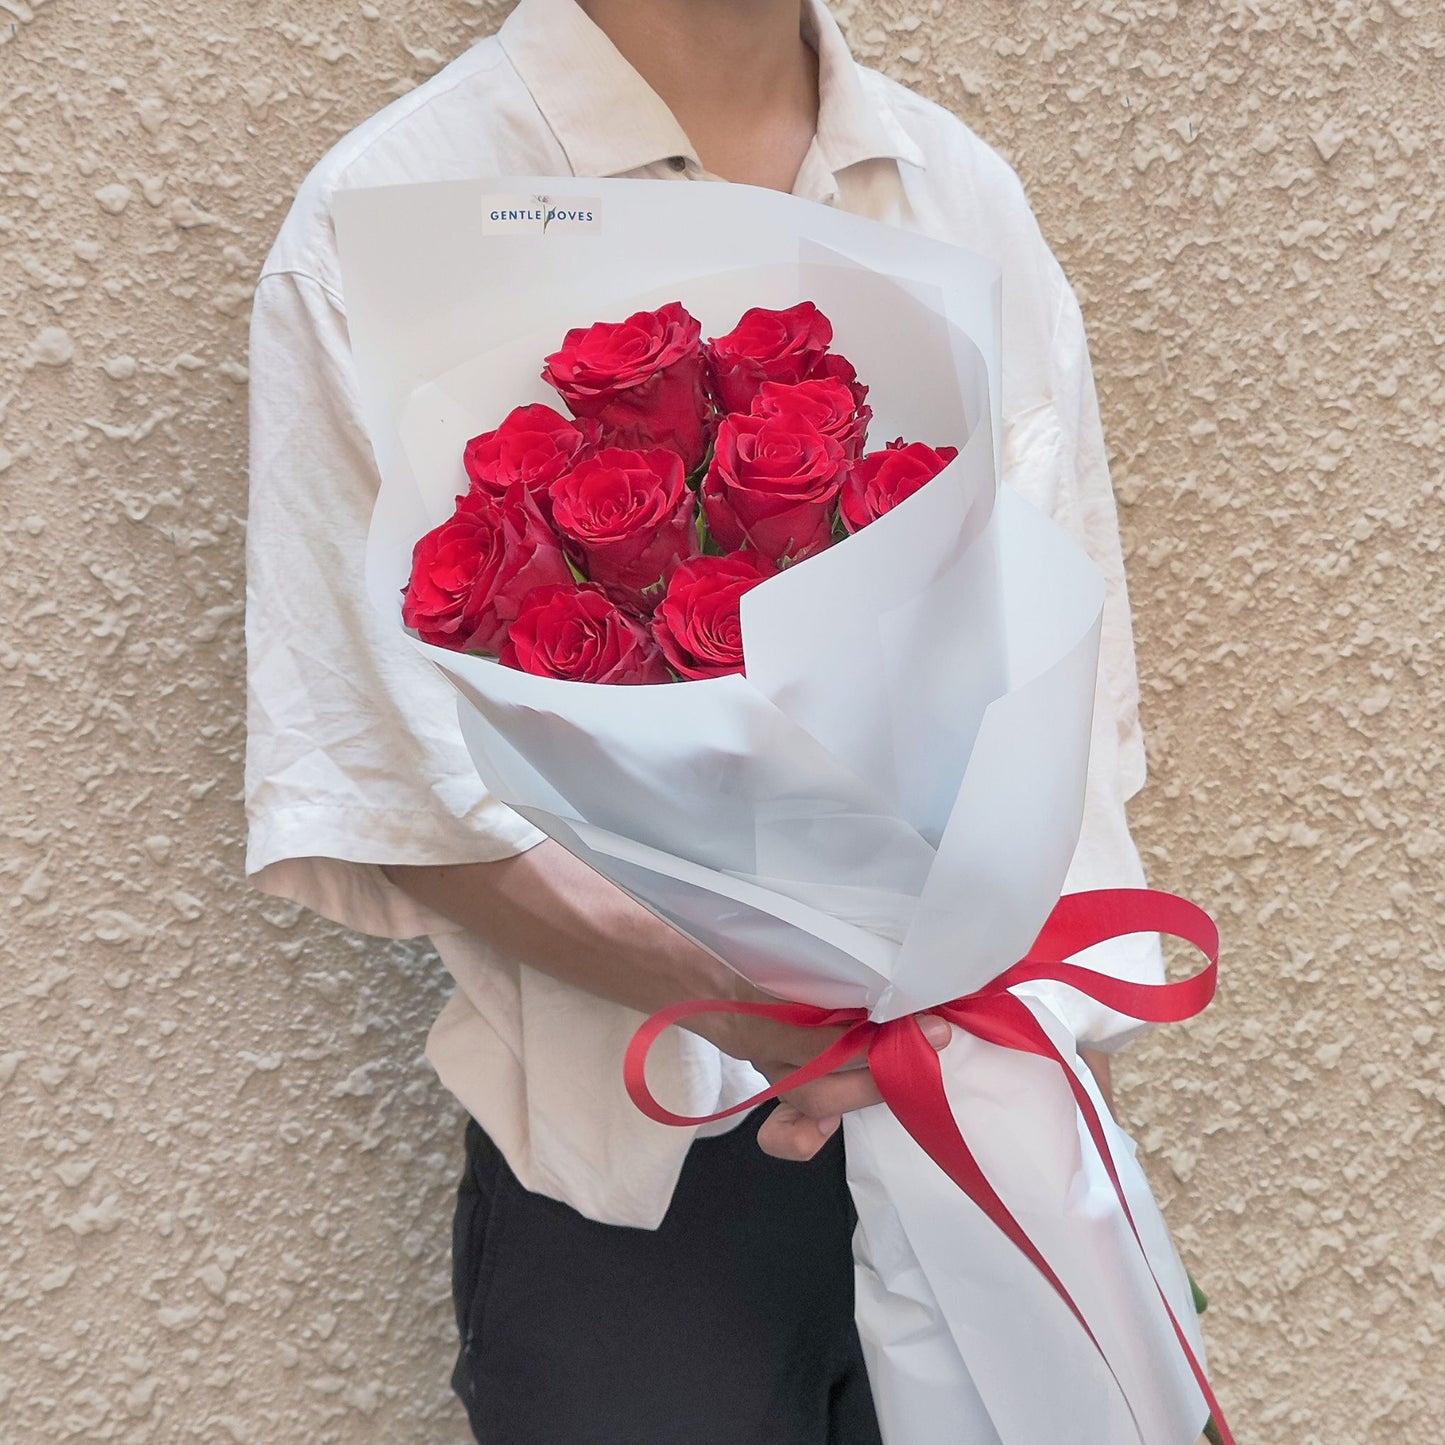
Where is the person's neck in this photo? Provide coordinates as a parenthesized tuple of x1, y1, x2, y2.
(576, 0, 819, 192)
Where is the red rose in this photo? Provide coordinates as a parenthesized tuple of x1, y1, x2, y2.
(811, 352, 871, 417)
(549, 447, 699, 616)
(701, 412, 848, 567)
(541, 302, 713, 472)
(462, 403, 600, 516)
(705, 302, 834, 415)
(500, 584, 670, 685)
(751, 376, 871, 461)
(652, 552, 775, 680)
(401, 485, 572, 653)
(839, 439, 960, 534)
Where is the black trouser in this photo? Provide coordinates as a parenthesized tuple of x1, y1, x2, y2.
(450, 1102, 882, 1444)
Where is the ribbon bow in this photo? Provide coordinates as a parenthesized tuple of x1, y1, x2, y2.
(624, 887, 1236, 1445)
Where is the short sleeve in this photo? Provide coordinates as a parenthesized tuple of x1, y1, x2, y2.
(1002, 257, 1166, 1053)
(244, 269, 545, 940)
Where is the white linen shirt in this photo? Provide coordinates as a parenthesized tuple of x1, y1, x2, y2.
(245, 0, 1166, 1230)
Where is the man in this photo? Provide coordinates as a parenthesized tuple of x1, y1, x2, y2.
(244, 1, 1165, 1440)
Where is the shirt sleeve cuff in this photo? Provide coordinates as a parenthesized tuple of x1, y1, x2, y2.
(245, 801, 547, 940)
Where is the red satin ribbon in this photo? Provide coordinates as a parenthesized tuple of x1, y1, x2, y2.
(624, 887, 1236, 1445)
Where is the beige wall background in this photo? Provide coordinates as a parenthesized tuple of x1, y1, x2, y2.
(1, 1, 1439, 1440)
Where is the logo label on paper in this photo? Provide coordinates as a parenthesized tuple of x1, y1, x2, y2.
(482, 194, 602, 236)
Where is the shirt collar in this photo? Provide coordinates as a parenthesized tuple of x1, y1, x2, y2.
(496, 0, 926, 180)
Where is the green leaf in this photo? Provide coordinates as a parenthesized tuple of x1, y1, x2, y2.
(1203, 1417, 1224, 1445)
(1188, 1271, 1209, 1315)
(565, 554, 589, 585)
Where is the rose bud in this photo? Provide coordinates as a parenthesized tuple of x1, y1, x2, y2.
(701, 412, 848, 567)
(705, 301, 834, 416)
(401, 485, 573, 654)
(652, 552, 776, 680)
(839, 439, 960, 534)
(500, 584, 671, 685)
(463, 403, 600, 519)
(549, 447, 699, 616)
(751, 375, 871, 461)
(541, 301, 713, 472)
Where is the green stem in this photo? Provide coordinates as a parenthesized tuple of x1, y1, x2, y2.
(1189, 1271, 1219, 1443)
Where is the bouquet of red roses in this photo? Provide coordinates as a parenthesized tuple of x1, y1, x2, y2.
(400, 298, 958, 686)
(339, 178, 1231, 1445)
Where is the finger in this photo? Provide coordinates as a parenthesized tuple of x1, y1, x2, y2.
(779, 1068, 884, 1120)
(751, 1019, 865, 1069)
(756, 1102, 839, 1162)
(768, 1014, 951, 1067)
(762, 1013, 951, 1074)
(919, 1014, 952, 1050)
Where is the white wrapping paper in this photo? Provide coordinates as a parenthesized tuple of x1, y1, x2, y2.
(334, 177, 1210, 1444)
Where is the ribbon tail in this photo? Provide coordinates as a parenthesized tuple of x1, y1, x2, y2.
(867, 1014, 1147, 1442)
(977, 994, 1238, 1445)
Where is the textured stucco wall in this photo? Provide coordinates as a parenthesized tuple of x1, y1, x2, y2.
(1, 2, 1439, 1441)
